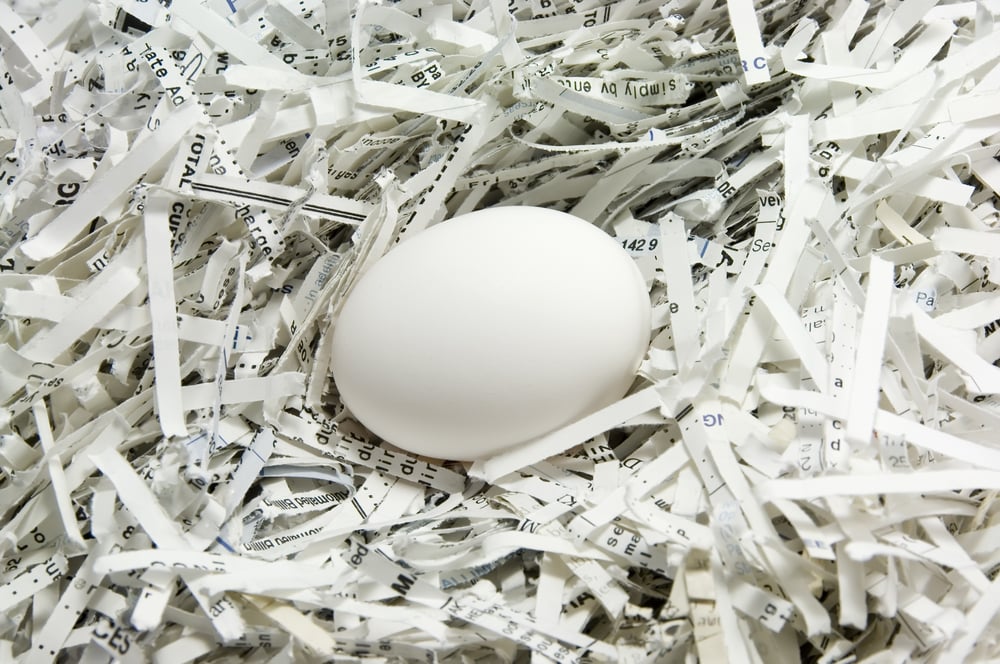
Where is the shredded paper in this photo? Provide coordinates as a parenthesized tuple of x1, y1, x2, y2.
(2, 0, 1000, 661)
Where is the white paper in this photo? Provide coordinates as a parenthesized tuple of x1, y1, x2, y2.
(3, 1, 1000, 661)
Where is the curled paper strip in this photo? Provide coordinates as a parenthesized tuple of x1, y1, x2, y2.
(4, 0, 1000, 662)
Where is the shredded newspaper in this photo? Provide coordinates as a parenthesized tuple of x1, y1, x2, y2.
(2, 0, 1000, 661)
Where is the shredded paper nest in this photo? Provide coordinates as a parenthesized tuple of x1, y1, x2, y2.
(2, 0, 1000, 661)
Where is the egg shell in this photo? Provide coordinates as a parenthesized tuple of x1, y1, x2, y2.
(330, 205, 651, 461)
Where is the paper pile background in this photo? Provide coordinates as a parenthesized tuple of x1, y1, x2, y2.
(3, 0, 1000, 662)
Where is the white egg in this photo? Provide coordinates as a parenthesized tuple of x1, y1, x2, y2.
(330, 205, 651, 461)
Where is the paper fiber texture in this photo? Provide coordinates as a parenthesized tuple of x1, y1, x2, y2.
(2, 0, 1000, 662)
